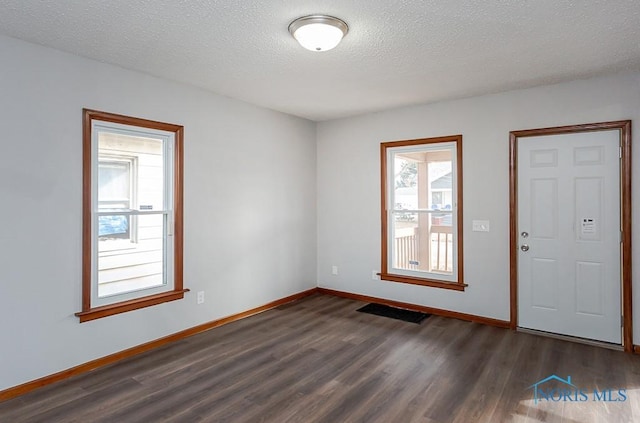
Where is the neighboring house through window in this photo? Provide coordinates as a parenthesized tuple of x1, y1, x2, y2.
(380, 135, 465, 291)
(98, 158, 134, 240)
(77, 109, 187, 322)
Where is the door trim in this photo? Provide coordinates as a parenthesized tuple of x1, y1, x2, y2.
(509, 120, 632, 351)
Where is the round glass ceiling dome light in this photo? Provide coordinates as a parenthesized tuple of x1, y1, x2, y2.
(288, 15, 349, 52)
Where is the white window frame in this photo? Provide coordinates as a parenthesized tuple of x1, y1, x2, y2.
(91, 121, 175, 306)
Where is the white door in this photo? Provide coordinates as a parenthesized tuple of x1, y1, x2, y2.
(517, 130, 621, 344)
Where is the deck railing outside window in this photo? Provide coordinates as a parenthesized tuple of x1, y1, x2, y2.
(394, 223, 452, 273)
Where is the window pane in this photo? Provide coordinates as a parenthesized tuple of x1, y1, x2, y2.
(392, 210, 453, 275)
(98, 214, 165, 298)
(98, 161, 130, 208)
(98, 159, 131, 240)
(393, 157, 418, 210)
(392, 149, 453, 211)
(98, 132, 165, 212)
(430, 161, 452, 210)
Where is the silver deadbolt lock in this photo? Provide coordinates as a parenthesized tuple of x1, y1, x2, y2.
(521, 244, 530, 252)
(521, 231, 529, 238)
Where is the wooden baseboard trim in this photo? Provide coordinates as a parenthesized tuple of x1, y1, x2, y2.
(0, 288, 318, 403)
(317, 287, 511, 329)
(634, 345, 640, 354)
(2, 286, 509, 402)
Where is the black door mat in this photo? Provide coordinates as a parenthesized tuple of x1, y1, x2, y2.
(356, 303, 430, 324)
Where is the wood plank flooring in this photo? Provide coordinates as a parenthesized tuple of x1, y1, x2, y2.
(2, 293, 640, 422)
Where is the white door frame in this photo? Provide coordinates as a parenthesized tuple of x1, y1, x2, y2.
(509, 121, 633, 352)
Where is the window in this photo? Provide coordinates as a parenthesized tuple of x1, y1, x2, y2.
(98, 158, 134, 240)
(380, 135, 465, 291)
(77, 109, 187, 322)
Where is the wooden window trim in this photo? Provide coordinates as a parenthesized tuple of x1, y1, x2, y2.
(380, 135, 465, 290)
(77, 109, 187, 322)
(76, 290, 189, 323)
(378, 274, 467, 291)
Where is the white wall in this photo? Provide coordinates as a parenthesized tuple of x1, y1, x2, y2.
(1, 34, 638, 393)
(0, 35, 317, 391)
(317, 72, 640, 337)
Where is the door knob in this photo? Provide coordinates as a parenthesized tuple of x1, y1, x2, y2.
(521, 244, 529, 252)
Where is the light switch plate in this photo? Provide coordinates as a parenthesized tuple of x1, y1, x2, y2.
(472, 220, 490, 232)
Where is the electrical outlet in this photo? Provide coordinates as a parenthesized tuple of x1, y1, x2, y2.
(332, 265, 338, 275)
(372, 271, 380, 280)
(197, 291, 205, 304)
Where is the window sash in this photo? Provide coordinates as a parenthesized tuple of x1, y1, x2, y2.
(93, 213, 172, 302)
(387, 209, 458, 282)
(96, 210, 169, 216)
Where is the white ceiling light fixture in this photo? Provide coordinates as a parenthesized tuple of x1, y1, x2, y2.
(289, 15, 349, 52)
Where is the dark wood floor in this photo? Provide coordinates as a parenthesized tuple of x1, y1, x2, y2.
(2, 294, 640, 422)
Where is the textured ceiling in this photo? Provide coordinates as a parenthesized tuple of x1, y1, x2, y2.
(1, 1, 640, 121)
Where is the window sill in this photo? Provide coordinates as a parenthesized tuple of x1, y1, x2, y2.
(75, 289, 190, 323)
(379, 273, 467, 291)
